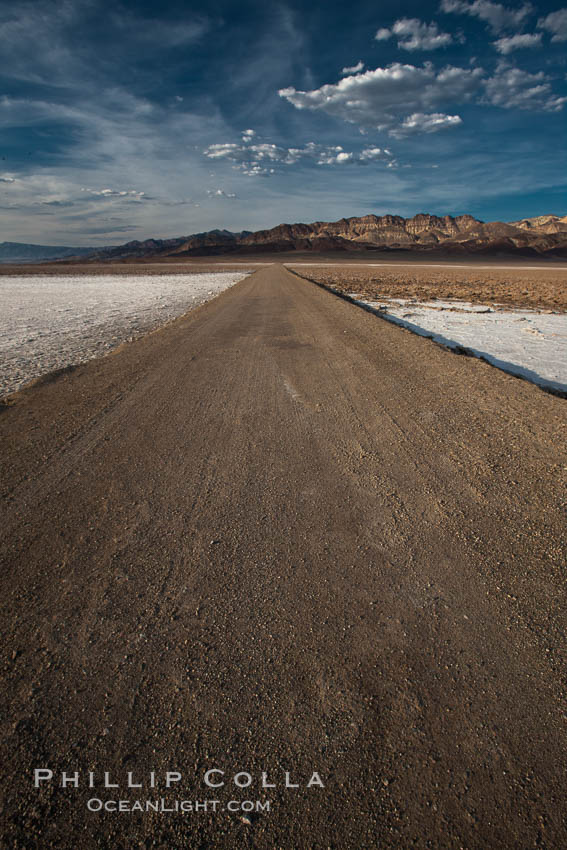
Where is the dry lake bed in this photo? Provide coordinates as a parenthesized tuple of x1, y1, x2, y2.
(0, 271, 249, 396)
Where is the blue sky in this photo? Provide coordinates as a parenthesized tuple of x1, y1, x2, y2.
(0, 0, 566, 244)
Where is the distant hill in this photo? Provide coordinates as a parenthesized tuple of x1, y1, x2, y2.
(79, 214, 567, 261)
(0, 242, 109, 262)
(82, 230, 251, 261)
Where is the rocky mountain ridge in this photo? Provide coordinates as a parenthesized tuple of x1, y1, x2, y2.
(64, 213, 567, 261)
(509, 215, 567, 235)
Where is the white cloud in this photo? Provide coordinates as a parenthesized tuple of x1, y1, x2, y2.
(0, 173, 92, 211)
(359, 146, 399, 167)
(204, 140, 356, 173)
(359, 146, 391, 160)
(341, 61, 365, 75)
(280, 56, 566, 135)
(240, 165, 275, 176)
(204, 143, 242, 160)
(242, 129, 256, 141)
(376, 19, 454, 51)
(287, 143, 353, 165)
(248, 143, 288, 161)
(0, 175, 153, 214)
(537, 9, 567, 42)
(317, 150, 353, 164)
(203, 139, 396, 174)
(483, 64, 567, 111)
(207, 188, 237, 198)
(391, 112, 463, 137)
(440, 0, 533, 33)
(0, 0, 245, 243)
(279, 63, 481, 135)
(493, 32, 542, 52)
(81, 188, 146, 199)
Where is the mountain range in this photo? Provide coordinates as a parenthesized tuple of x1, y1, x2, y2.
(5, 213, 567, 262)
(81, 213, 567, 261)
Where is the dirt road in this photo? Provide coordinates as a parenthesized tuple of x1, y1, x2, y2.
(1, 265, 566, 848)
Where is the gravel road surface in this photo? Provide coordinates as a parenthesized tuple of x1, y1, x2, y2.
(1, 264, 566, 848)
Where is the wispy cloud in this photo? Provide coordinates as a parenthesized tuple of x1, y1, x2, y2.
(440, 0, 533, 34)
(0, 0, 210, 87)
(341, 61, 365, 75)
(537, 9, 567, 42)
(207, 188, 237, 198)
(483, 63, 567, 110)
(493, 32, 542, 53)
(375, 18, 454, 50)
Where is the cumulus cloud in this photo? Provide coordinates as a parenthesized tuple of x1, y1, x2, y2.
(341, 60, 365, 75)
(203, 139, 397, 174)
(359, 146, 399, 167)
(242, 129, 256, 141)
(279, 63, 481, 135)
(537, 9, 567, 42)
(359, 146, 393, 160)
(375, 19, 454, 51)
(483, 64, 567, 110)
(317, 150, 353, 164)
(207, 188, 237, 198)
(390, 111, 463, 137)
(280, 55, 566, 135)
(494, 32, 542, 52)
(204, 141, 357, 173)
(0, 175, 16, 183)
(440, 0, 533, 33)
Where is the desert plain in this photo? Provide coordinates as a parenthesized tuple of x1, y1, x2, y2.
(286, 260, 567, 311)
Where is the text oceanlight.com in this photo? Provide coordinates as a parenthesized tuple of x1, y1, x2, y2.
(87, 798, 271, 814)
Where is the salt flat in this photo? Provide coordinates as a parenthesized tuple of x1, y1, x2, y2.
(0, 272, 249, 396)
(357, 296, 567, 393)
